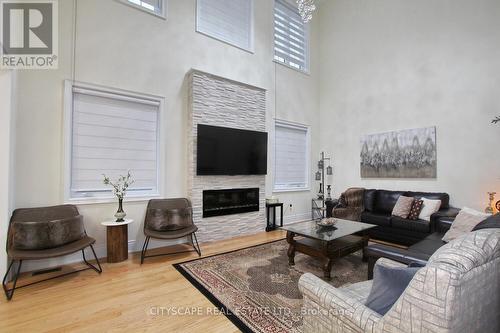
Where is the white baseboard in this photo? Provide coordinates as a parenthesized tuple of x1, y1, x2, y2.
(283, 211, 311, 225)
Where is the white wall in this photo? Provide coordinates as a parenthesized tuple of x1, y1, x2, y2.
(0, 70, 14, 277)
(273, 53, 321, 222)
(12, 0, 321, 270)
(319, 0, 500, 209)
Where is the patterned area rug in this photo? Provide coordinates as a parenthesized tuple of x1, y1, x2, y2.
(174, 239, 367, 333)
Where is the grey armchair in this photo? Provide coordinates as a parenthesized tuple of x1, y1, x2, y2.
(3, 205, 102, 300)
(141, 198, 201, 264)
(299, 229, 500, 333)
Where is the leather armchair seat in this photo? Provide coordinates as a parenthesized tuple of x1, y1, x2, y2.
(144, 225, 198, 240)
(8, 236, 96, 260)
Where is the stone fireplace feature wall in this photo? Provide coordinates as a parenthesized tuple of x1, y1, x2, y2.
(188, 70, 267, 243)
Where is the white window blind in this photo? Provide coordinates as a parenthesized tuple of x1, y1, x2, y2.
(124, 0, 165, 17)
(70, 86, 160, 199)
(196, 0, 253, 51)
(274, 121, 309, 191)
(274, 0, 309, 72)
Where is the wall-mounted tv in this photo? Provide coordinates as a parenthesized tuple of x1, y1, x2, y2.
(197, 124, 268, 175)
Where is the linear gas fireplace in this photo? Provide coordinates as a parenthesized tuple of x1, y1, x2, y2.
(203, 188, 259, 218)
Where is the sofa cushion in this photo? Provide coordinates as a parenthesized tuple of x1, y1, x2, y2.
(407, 199, 424, 220)
(374, 190, 406, 214)
(391, 216, 431, 233)
(406, 191, 450, 209)
(339, 280, 373, 304)
(11, 215, 86, 250)
(391, 196, 415, 219)
(418, 198, 442, 221)
(408, 233, 446, 257)
(365, 264, 420, 315)
(442, 207, 490, 242)
(361, 211, 391, 227)
(363, 189, 377, 212)
(472, 213, 500, 231)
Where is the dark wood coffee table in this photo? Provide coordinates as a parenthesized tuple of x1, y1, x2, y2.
(282, 219, 376, 279)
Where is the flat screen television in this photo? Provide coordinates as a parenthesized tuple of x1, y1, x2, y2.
(197, 124, 268, 175)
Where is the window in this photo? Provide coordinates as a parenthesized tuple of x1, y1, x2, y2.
(64, 81, 162, 201)
(196, 0, 254, 52)
(122, 0, 165, 18)
(274, 120, 310, 191)
(274, 0, 309, 72)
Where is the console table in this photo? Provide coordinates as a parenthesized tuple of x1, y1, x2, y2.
(101, 219, 134, 263)
(265, 202, 283, 231)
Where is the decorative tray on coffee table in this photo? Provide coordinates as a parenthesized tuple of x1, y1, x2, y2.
(316, 218, 338, 228)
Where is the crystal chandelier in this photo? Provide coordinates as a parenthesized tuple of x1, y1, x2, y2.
(296, 0, 316, 23)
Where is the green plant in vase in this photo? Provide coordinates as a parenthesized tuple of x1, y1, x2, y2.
(102, 171, 134, 222)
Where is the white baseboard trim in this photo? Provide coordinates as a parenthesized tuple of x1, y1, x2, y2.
(283, 211, 311, 225)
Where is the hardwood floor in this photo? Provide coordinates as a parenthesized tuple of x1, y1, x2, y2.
(0, 230, 286, 332)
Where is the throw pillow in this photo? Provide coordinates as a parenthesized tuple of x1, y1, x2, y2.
(391, 196, 415, 219)
(472, 213, 500, 231)
(461, 206, 491, 217)
(408, 199, 424, 220)
(365, 264, 420, 315)
(418, 198, 442, 221)
(442, 207, 490, 242)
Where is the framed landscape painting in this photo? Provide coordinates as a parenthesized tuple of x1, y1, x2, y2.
(360, 127, 437, 178)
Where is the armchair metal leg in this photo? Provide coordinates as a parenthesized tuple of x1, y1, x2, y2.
(142, 234, 201, 263)
(2, 246, 101, 300)
(141, 236, 150, 264)
(191, 233, 201, 257)
(82, 245, 103, 273)
(2, 260, 23, 301)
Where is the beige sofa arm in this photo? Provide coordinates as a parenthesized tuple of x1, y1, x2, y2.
(374, 257, 408, 269)
(298, 273, 382, 333)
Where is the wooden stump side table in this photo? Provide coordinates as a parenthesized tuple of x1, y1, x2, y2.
(101, 219, 134, 263)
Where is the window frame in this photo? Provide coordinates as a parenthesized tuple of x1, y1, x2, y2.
(119, 0, 167, 19)
(273, 119, 311, 193)
(195, 0, 255, 53)
(273, 0, 311, 74)
(63, 80, 165, 204)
